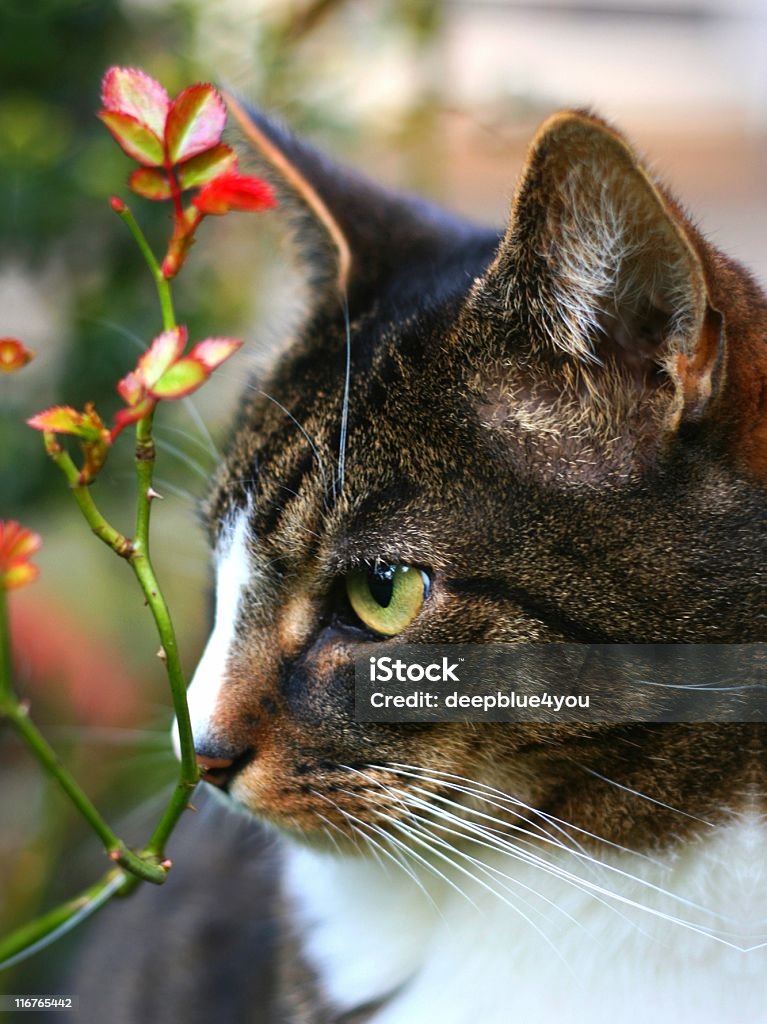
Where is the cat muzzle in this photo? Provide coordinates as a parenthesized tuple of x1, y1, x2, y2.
(195, 752, 237, 788)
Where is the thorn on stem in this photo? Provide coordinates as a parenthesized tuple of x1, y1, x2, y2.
(156, 646, 167, 663)
(160, 858, 173, 870)
(108, 849, 121, 862)
(186, 803, 198, 812)
(146, 487, 164, 501)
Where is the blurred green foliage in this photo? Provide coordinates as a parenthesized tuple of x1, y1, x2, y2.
(0, 0, 448, 996)
(2, 1, 200, 509)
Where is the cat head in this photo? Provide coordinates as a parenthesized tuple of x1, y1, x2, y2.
(178, 106, 766, 851)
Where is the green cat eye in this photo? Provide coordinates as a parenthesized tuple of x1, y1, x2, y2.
(345, 564, 431, 636)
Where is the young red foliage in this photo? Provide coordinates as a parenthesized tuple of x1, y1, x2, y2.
(192, 171, 277, 216)
(99, 66, 277, 278)
(0, 520, 42, 591)
(0, 338, 35, 373)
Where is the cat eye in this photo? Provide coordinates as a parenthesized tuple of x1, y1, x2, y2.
(345, 564, 431, 636)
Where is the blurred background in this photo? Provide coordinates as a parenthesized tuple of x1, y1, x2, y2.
(2, 0, 767, 1000)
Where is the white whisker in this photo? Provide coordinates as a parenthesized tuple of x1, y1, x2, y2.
(244, 385, 331, 505)
(347, 773, 590, 936)
(374, 806, 579, 978)
(181, 397, 221, 460)
(154, 436, 210, 480)
(158, 424, 219, 465)
(381, 762, 664, 865)
(336, 293, 352, 493)
(367, 763, 741, 934)
(573, 762, 716, 828)
(145, 476, 200, 504)
(386, 786, 653, 942)
(313, 790, 439, 911)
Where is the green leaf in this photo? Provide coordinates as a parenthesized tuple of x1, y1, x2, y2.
(137, 327, 187, 388)
(98, 111, 164, 167)
(129, 167, 173, 201)
(151, 358, 208, 399)
(164, 84, 226, 164)
(27, 405, 104, 441)
(177, 145, 238, 189)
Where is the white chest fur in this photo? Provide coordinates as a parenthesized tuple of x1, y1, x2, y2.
(283, 818, 767, 1024)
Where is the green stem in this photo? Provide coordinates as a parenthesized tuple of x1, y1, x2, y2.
(2, 196, 204, 966)
(0, 869, 134, 972)
(130, 413, 199, 858)
(114, 203, 176, 331)
(36, 432, 198, 863)
(44, 440, 133, 559)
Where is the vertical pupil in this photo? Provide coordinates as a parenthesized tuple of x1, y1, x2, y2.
(367, 566, 396, 608)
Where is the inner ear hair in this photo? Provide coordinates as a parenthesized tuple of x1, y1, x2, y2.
(488, 111, 721, 419)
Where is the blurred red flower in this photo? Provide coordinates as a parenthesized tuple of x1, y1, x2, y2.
(0, 521, 42, 591)
(0, 338, 35, 374)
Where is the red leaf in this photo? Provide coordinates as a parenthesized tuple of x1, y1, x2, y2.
(192, 171, 276, 216)
(116, 369, 144, 407)
(129, 167, 173, 201)
(0, 337, 34, 373)
(165, 84, 226, 164)
(187, 337, 242, 372)
(98, 111, 164, 166)
(177, 144, 238, 190)
(110, 399, 156, 441)
(101, 67, 170, 138)
(150, 357, 208, 399)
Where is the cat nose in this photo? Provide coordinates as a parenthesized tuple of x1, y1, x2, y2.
(194, 738, 249, 788)
(196, 752, 235, 787)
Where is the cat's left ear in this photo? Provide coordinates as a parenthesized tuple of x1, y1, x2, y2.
(480, 110, 724, 424)
(224, 94, 464, 311)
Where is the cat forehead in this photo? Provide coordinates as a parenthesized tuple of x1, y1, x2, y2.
(205, 282, 502, 538)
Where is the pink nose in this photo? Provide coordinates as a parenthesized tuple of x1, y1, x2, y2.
(196, 753, 235, 787)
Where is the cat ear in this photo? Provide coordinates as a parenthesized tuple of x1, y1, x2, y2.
(482, 110, 724, 424)
(224, 94, 463, 310)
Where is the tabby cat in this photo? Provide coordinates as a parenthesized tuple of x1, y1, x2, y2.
(76, 106, 767, 1023)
